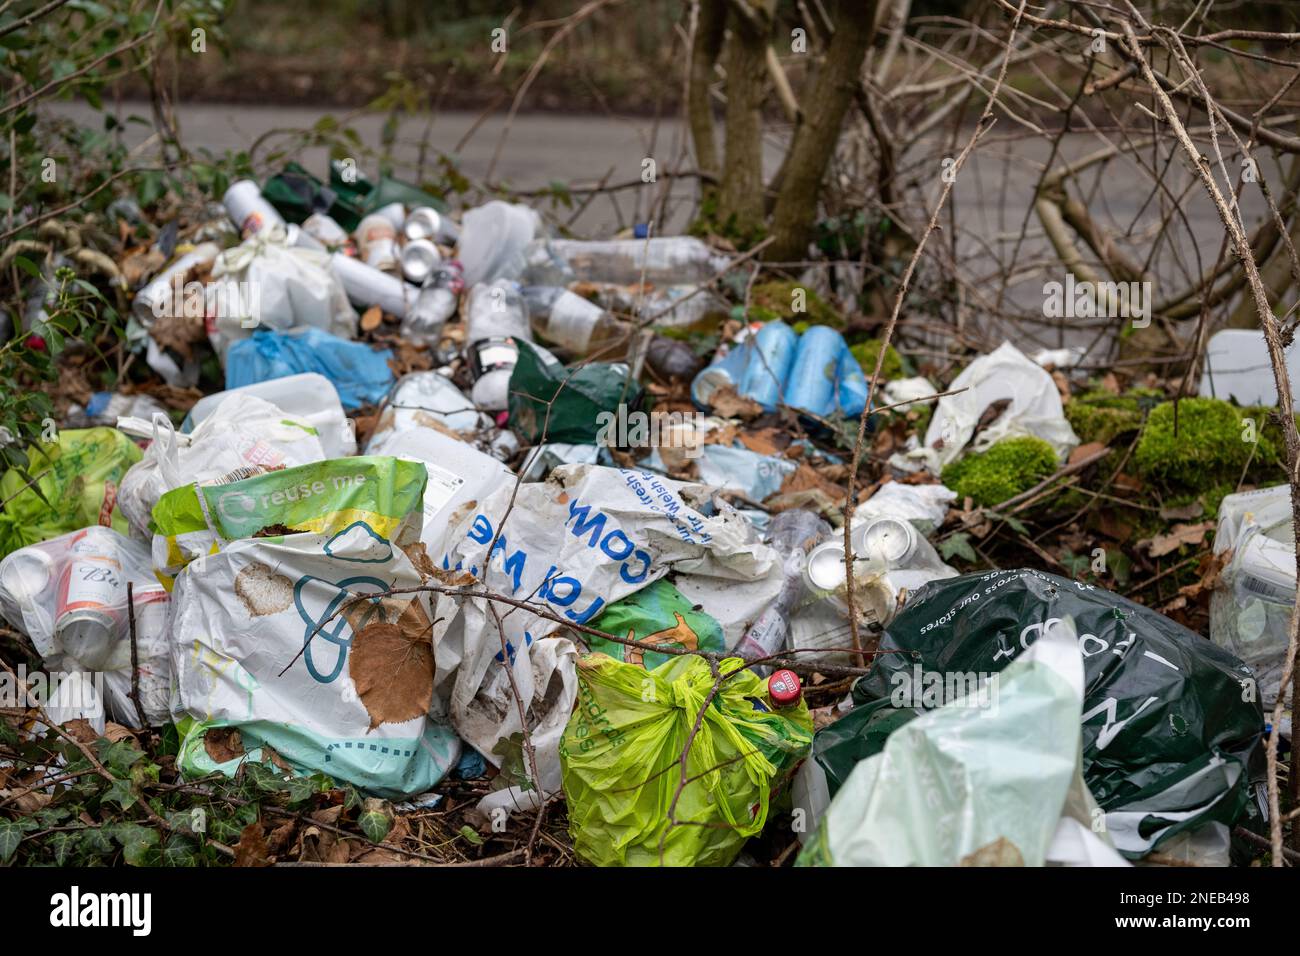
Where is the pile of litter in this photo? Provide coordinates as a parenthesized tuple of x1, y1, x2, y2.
(0, 161, 1291, 867)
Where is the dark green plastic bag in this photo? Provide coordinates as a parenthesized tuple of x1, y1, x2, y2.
(816, 568, 1266, 858)
(261, 161, 447, 231)
(508, 339, 643, 445)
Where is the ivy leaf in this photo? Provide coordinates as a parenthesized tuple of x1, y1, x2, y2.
(939, 532, 976, 564)
(458, 824, 484, 846)
(48, 830, 78, 866)
(98, 737, 145, 775)
(0, 819, 26, 862)
(358, 799, 392, 844)
(110, 822, 159, 866)
(100, 776, 137, 810)
(78, 826, 114, 858)
(162, 835, 199, 867)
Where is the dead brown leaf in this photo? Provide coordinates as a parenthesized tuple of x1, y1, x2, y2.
(360, 305, 383, 332)
(203, 727, 245, 764)
(62, 718, 100, 743)
(1159, 500, 1205, 521)
(776, 462, 846, 506)
(735, 427, 787, 456)
(707, 385, 763, 421)
(348, 622, 434, 731)
(1140, 521, 1214, 558)
(1068, 442, 1109, 466)
(234, 822, 272, 867)
(149, 310, 207, 363)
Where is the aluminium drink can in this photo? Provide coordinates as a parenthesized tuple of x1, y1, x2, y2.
(222, 180, 285, 239)
(55, 527, 125, 671)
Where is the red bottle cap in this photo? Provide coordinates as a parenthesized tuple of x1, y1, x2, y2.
(768, 669, 802, 707)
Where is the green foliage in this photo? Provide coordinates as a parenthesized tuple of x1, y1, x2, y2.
(1133, 398, 1281, 496)
(688, 192, 769, 250)
(941, 436, 1059, 507)
(939, 531, 976, 564)
(1064, 387, 1161, 446)
(0, 708, 378, 866)
(747, 279, 841, 327)
(849, 338, 904, 381)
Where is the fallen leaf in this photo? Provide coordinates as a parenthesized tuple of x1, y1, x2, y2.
(360, 305, 383, 332)
(707, 384, 763, 420)
(234, 822, 272, 867)
(1159, 500, 1205, 521)
(1068, 442, 1109, 466)
(348, 622, 435, 731)
(777, 462, 846, 505)
(266, 820, 297, 853)
(1140, 521, 1214, 558)
(1112, 472, 1144, 492)
(736, 427, 786, 456)
(62, 718, 99, 743)
(203, 727, 245, 764)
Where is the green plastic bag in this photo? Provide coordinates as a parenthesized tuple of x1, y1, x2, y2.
(508, 339, 643, 445)
(559, 653, 812, 867)
(585, 579, 726, 669)
(817, 568, 1266, 857)
(0, 427, 141, 558)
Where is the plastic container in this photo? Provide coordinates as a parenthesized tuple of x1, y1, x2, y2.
(1199, 329, 1300, 409)
(733, 509, 830, 671)
(375, 426, 513, 556)
(132, 242, 221, 325)
(223, 180, 285, 238)
(457, 201, 542, 286)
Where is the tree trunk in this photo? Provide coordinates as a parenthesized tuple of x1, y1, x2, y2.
(765, 0, 878, 262)
(718, 1, 774, 238)
(687, 0, 728, 202)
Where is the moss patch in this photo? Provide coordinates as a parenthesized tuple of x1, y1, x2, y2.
(1133, 398, 1278, 495)
(849, 338, 905, 382)
(1064, 387, 1162, 447)
(941, 436, 1058, 507)
(748, 280, 841, 327)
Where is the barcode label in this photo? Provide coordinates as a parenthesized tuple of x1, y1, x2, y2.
(1238, 572, 1296, 604)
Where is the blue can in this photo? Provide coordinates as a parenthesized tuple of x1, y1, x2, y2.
(691, 321, 797, 411)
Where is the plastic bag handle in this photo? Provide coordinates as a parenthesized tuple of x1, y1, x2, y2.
(151, 411, 183, 488)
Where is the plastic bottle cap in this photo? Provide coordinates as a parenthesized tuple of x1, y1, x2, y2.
(768, 669, 802, 707)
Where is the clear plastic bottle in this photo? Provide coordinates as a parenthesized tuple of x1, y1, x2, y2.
(733, 509, 831, 672)
(524, 237, 727, 286)
(401, 263, 463, 346)
(465, 279, 532, 344)
(521, 286, 635, 357)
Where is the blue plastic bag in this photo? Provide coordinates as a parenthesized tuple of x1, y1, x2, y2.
(226, 327, 394, 409)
